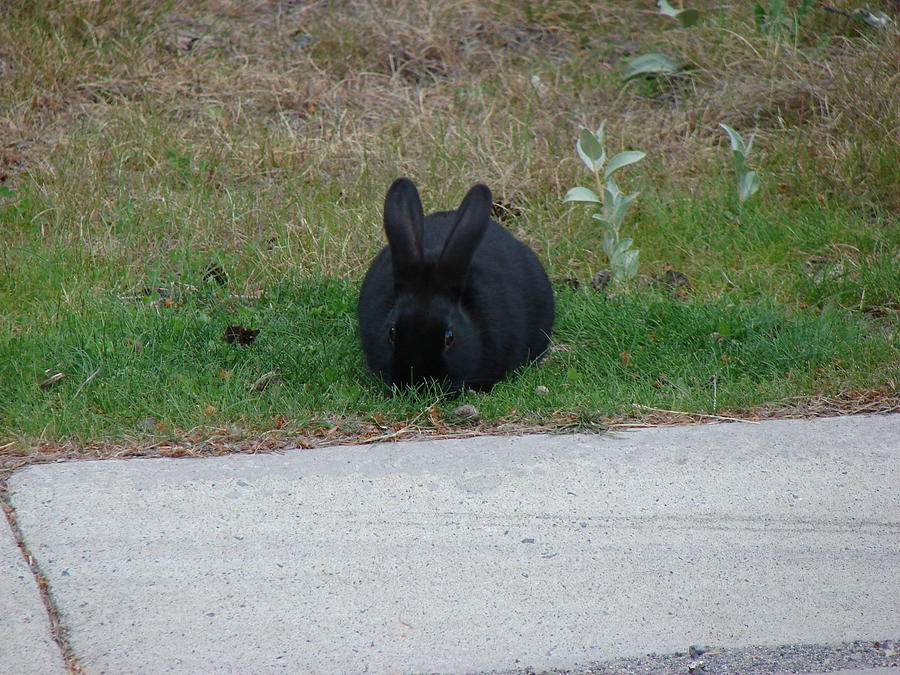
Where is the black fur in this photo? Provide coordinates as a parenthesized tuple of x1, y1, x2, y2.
(357, 178, 554, 392)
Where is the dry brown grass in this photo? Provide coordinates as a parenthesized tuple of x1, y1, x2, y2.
(3, 385, 896, 478)
(1, 0, 897, 280)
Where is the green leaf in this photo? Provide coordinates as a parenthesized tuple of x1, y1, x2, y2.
(719, 123, 746, 154)
(657, 0, 680, 18)
(578, 128, 603, 162)
(603, 175, 621, 204)
(677, 9, 700, 27)
(621, 249, 640, 280)
(658, 1, 700, 27)
(744, 131, 755, 157)
(577, 128, 605, 172)
(612, 238, 634, 259)
(604, 151, 646, 180)
(622, 53, 679, 82)
(678, 9, 700, 28)
(593, 121, 607, 146)
(563, 187, 601, 204)
(610, 192, 639, 229)
(601, 229, 618, 258)
(612, 248, 640, 282)
(754, 3, 767, 31)
(738, 170, 761, 203)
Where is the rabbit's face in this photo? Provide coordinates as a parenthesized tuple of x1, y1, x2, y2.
(387, 293, 478, 391)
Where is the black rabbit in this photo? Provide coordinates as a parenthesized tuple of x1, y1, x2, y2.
(357, 177, 554, 392)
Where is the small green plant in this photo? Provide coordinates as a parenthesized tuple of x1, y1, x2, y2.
(564, 122, 646, 282)
(719, 123, 761, 203)
(754, 0, 813, 40)
(622, 2, 699, 83)
(657, 0, 700, 28)
(622, 53, 681, 82)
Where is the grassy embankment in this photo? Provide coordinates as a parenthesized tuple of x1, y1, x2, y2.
(0, 0, 897, 451)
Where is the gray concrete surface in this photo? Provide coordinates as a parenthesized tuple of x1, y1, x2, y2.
(6, 413, 900, 674)
(0, 514, 66, 675)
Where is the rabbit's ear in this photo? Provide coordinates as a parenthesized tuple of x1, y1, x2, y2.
(437, 183, 491, 291)
(383, 177, 425, 282)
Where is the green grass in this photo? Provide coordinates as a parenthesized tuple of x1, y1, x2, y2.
(0, 0, 898, 448)
(0, 274, 894, 442)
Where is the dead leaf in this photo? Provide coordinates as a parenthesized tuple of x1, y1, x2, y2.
(250, 370, 277, 391)
(39, 372, 65, 390)
(592, 269, 612, 290)
(223, 325, 259, 345)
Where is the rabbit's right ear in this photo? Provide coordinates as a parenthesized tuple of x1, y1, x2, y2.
(436, 183, 491, 293)
(383, 177, 425, 283)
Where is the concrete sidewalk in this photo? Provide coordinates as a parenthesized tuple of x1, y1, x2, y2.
(3, 414, 899, 674)
(0, 515, 66, 674)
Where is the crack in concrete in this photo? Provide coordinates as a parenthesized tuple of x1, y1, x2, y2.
(1, 481, 84, 674)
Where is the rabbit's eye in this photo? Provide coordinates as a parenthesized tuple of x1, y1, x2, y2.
(444, 328, 454, 348)
(388, 326, 396, 343)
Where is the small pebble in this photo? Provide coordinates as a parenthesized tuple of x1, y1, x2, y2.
(453, 404, 479, 421)
(534, 385, 549, 395)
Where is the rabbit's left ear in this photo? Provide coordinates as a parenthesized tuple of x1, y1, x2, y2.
(437, 183, 491, 291)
